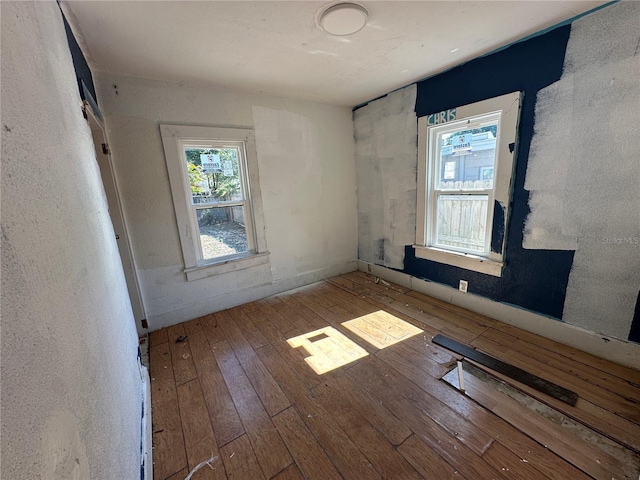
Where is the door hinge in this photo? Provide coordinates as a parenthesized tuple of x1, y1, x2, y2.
(102, 143, 110, 155)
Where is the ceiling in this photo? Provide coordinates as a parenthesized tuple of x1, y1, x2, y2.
(62, 1, 607, 107)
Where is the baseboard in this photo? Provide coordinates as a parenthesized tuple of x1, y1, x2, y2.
(358, 260, 640, 370)
(148, 261, 358, 330)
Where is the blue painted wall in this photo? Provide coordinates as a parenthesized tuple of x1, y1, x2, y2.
(404, 26, 575, 319)
(60, 6, 97, 104)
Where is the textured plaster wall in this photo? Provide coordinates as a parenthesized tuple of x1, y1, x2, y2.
(95, 73, 357, 329)
(354, 85, 417, 270)
(524, 2, 640, 341)
(1, 3, 142, 480)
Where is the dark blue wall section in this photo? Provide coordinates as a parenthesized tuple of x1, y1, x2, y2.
(60, 7, 97, 104)
(629, 291, 640, 343)
(406, 26, 575, 320)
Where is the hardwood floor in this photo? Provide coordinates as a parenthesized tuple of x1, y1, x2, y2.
(149, 272, 640, 480)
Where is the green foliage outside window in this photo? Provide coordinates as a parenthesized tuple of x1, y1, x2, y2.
(185, 148, 240, 201)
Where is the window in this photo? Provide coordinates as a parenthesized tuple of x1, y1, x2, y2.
(415, 92, 521, 277)
(161, 125, 268, 281)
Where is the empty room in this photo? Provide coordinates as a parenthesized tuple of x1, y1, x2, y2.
(2, 1, 639, 479)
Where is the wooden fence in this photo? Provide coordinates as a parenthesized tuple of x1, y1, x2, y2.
(436, 195, 488, 252)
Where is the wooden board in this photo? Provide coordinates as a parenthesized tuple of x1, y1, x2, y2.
(220, 434, 267, 480)
(433, 334, 579, 405)
(182, 319, 245, 447)
(211, 340, 292, 478)
(176, 379, 226, 480)
(272, 406, 341, 480)
(150, 341, 187, 480)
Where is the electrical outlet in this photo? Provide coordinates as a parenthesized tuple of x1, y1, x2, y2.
(459, 280, 468, 293)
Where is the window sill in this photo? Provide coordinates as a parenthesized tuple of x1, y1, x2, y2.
(184, 252, 270, 282)
(413, 245, 503, 277)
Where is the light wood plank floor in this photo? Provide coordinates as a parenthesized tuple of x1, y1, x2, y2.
(149, 272, 640, 480)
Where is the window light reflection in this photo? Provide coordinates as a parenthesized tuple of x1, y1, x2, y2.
(342, 310, 423, 349)
(287, 327, 368, 375)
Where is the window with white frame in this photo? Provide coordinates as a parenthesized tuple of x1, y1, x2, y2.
(415, 92, 521, 277)
(161, 125, 268, 281)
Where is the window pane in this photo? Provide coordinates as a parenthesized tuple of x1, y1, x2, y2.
(435, 195, 488, 252)
(184, 147, 243, 205)
(197, 206, 248, 260)
(436, 124, 498, 190)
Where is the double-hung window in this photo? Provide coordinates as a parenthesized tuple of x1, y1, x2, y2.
(161, 125, 268, 281)
(415, 92, 521, 276)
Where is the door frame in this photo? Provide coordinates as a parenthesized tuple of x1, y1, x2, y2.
(85, 102, 147, 335)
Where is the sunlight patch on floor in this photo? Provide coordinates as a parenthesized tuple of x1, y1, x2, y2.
(342, 310, 423, 349)
(287, 327, 368, 375)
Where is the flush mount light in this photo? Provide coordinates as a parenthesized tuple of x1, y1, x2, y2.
(319, 3, 368, 36)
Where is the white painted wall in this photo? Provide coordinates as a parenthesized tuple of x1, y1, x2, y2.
(354, 85, 417, 270)
(524, 2, 640, 341)
(95, 73, 358, 329)
(1, 3, 142, 479)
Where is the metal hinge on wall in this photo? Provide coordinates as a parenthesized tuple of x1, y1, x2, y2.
(102, 143, 110, 155)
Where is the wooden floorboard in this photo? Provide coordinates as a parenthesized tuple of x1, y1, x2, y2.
(149, 274, 640, 480)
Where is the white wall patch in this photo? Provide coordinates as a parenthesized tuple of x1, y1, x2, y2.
(354, 85, 418, 270)
(523, 2, 640, 340)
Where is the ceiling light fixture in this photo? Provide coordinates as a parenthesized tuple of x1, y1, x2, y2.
(319, 3, 368, 36)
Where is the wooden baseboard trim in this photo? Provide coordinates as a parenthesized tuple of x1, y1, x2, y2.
(358, 260, 640, 370)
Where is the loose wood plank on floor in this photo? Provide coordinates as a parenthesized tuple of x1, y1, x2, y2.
(450, 366, 637, 480)
(433, 333, 579, 405)
(471, 335, 640, 423)
(377, 343, 592, 480)
(480, 327, 640, 403)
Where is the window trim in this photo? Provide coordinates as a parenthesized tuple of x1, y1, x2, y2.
(160, 125, 268, 280)
(414, 92, 522, 277)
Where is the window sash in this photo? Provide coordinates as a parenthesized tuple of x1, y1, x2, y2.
(179, 140, 256, 266)
(429, 191, 493, 255)
(426, 114, 501, 256)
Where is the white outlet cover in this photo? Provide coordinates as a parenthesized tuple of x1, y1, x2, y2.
(459, 280, 468, 293)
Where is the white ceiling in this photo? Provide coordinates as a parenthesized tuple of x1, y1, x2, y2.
(62, 1, 607, 107)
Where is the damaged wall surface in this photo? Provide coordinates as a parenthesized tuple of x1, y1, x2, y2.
(354, 85, 417, 270)
(524, 2, 640, 341)
(1, 3, 142, 479)
(406, 25, 575, 319)
(96, 73, 358, 329)
(356, 2, 639, 343)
